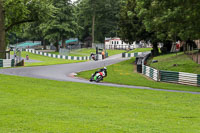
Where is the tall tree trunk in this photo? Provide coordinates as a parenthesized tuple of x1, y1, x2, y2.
(62, 38, 65, 48)
(44, 39, 47, 50)
(41, 38, 46, 50)
(152, 42, 159, 56)
(0, 0, 6, 59)
(55, 40, 59, 52)
(92, 13, 95, 48)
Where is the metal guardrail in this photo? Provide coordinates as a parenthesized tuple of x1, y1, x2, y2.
(139, 52, 200, 86)
(122, 51, 151, 58)
(0, 59, 15, 67)
(142, 65, 159, 81)
(160, 70, 199, 86)
(26, 49, 92, 60)
(142, 66, 200, 87)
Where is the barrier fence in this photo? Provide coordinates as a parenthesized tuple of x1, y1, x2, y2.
(142, 65, 159, 81)
(122, 51, 151, 58)
(142, 65, 200, 86)
(26, 49, 92, 61)
(0, 59, 15, 67)
(160, 70, 200, 86)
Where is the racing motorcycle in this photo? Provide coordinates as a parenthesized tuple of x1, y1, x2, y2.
(89, 67, 107, 82)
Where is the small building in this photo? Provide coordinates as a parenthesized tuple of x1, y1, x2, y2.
(105, 37, 150, 50)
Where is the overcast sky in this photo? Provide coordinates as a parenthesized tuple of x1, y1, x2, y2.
(71, 0, 77, 3)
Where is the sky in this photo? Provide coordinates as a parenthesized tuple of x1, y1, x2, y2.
(71, 0, 77, 3)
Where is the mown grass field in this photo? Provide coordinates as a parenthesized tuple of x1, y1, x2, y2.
(78, 58, 200, 92)
(0, 74, 200, 132)
(49, 48, 126, 57)
(150, 52, 200, 74)
(13, 52, 84, 67)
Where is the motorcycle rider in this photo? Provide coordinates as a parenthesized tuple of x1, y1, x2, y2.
(90, 67, 107, 82)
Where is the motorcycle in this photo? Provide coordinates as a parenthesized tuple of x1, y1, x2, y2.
(90, 53, 97, 61)
(89, 67, 107, 82)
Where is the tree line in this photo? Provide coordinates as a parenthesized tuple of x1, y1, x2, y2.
(0, 0, 121, 58)
(118, 0, 200, 55)
(0, 0, 200, 58)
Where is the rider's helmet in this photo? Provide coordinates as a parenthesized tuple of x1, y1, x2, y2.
(104, 67, 107, 70)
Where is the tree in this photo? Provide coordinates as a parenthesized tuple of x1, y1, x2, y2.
(118, 0, 160, 55)
(76, 0, 121, 45)
(0, 0, 54, 58)
(41, 0, 78, 52)
(136, 0, 200, 51)
(118, 0, 149, 43)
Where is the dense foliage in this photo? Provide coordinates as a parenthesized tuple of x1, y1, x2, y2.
(1, 0, 200, 57)
(76, 0, 121, 44)
(0, 0, 54, 58)
(118, 0, 200, 55)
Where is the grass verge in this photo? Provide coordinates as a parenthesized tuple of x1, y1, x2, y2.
(78, 58, 200, 92)
(150, 52, 200, 74)
(128, 48, 153, 53)
(49, 48, 126, 57)
(15, 52, 85, 67)
(0, 74, 200, 132)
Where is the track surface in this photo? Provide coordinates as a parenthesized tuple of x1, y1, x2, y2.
(0, 54, 199, 94)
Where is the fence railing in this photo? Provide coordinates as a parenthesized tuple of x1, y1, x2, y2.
(160, 70, 199, 86)
(142, 65, 200, 86)
(122, 51, 151, 58)
(142, 65, 159, 81)
(0, 59, 15, 67)
(26, 49, 91, 61)
(106, 45, 132, 50)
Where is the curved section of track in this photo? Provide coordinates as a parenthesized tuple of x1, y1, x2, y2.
(0, 54, 199, 94)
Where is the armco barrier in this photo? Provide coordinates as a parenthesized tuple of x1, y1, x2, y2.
(26, 49, 91, 60)
(142, 65, 200, 86)
(142, 65, 159, 81)
(0, 59, 15, 68)
(160, 70, 199, 86)
(160, 70, 179, 83)
(140, 53, 200, 86)
(122, 51, 151, 58)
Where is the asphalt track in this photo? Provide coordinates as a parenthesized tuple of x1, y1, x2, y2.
(0, 54, 200, 95)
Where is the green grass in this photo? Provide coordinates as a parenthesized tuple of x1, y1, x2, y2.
(78, 58, 200, 92)
(49, 48, 125, 57)
(150, 52, 200, 74)
(16, 52, 85, 67)
(106, 49, 126, 56)
(128, 48, 153, 53)
(0, 74, 200, 132)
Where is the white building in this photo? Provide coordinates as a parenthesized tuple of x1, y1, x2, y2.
(105, 37, 151, 50)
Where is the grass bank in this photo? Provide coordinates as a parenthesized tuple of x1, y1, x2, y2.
(49, 48, 126, 57)
(78, 58, 200, 92)
(150, 52, 200, 74)
(18, 52, 84, 67)
(0, 74, 200, 132)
